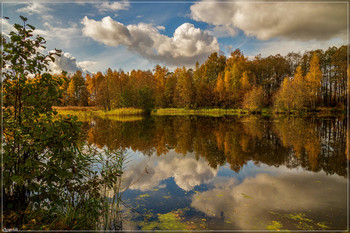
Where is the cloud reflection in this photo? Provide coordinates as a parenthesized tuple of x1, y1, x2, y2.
(191, 172, 347, 230)
(122, 150, 217, 191)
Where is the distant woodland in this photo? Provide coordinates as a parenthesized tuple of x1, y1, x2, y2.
(20, 45, 348, 112)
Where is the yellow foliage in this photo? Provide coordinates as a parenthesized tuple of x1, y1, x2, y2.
(305, 53, 322, 107)
(240, 71, 252, 92)
(242, 86, 264, 111)
(214, 73, 226, 103)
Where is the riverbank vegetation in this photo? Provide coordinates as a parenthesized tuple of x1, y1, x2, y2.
(54, 45, 347, 114)
(2, 16, 126, 230)
(54, 106, 143, 120)
(54, 105, 345, 120)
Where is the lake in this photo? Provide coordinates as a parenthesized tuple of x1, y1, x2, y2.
(83, 115, 348, 231)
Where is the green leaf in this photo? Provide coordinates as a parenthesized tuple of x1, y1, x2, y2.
(20, 15, 28, 22)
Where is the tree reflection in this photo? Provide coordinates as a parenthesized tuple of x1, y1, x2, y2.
(85, 116, 347, 177)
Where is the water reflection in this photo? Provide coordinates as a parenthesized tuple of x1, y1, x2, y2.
(122, 151, 217, 191)
(82, 115, 347, 230)
(191, 171, 346, 230)
(85, 116, 347, 177)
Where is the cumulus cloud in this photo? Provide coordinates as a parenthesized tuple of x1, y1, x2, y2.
(81, 16, 219, 66)
(191, 1, 347, 41)
(49, 52, 94, 75)
(191, 172, 347, 230)
(122, 150, 217, 192)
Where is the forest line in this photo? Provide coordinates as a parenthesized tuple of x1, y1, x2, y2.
(48, 45, 348, 113)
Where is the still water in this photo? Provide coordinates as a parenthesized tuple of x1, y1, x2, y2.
(84, 115, 348, 231)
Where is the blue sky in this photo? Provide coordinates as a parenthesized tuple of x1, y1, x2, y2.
(2, 1, 347, 74)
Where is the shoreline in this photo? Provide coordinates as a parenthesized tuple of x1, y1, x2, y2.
(54, 106, 346, 119)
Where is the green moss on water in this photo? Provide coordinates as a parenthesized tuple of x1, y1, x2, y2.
(267, 221, 283, 231)
(140, 212, 188, 231)
(241, 193, 254, 199)
(270, 212, 330, 230)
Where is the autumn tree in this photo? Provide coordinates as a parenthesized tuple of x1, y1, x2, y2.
(305, 53, 322, 108)
(274, 66, 308, 112)
(57, 71, 69, 106)
(224, 49, 247, 107)
(86, 73, 96, 106)
(58, 45, 347, 111)
(153, 65, 168, 108)
(164, 72, 177, 107)
(274, 77, 294, 112)
(67, 70, 89, 106)
(243, 86, 265, 112)
(108, 69, 123, 109)
(138, 86, 155, 114)
(292, 66, 308, 110)
(214, 72, 226, 106)
(174, 67, 193, 108)
(193, 52, 226, 107)
(331, 45, 347, 106)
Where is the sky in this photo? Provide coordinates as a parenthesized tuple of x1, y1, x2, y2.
(2, 1, 348, 74)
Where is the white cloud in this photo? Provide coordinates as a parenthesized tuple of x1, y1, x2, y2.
(96, 1, 130, 13)
(17, 2, 50, 15)
(122, 150, 217, 192)
(156, 25, 165, 31)
(81, 16, 219, 66)
(49, 51, 93, 75)
(77, 60, 97, 71)
(191, 1, 347, 41)
(1, 19, 15, 36)
(35, 22, 81, 40)
(210, 25, 237, 38)
(191, 172, 347, 230)
(34, 22, 83, 50)
(16, 3, 53, 21)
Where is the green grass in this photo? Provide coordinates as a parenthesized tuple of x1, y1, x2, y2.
(95, 108, 143, 117)
(54, 106, 143, 121)
(55, 106, 345, 119)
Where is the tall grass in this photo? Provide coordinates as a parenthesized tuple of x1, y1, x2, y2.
(95, 108, 143, 117)
(96, 148, 127, 230)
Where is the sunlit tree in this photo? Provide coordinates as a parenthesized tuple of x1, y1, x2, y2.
(305, 53, 322, 108)
(243, 86, 265, 111)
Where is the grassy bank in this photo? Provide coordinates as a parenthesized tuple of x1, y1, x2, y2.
(153, 108, 282, 117)
(54, 106, 143, 121)
(54, 106, 346, 120)
(153, 108, 252, 117)
(272, 106, 346, 117)
(154, 107, 345, 117)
